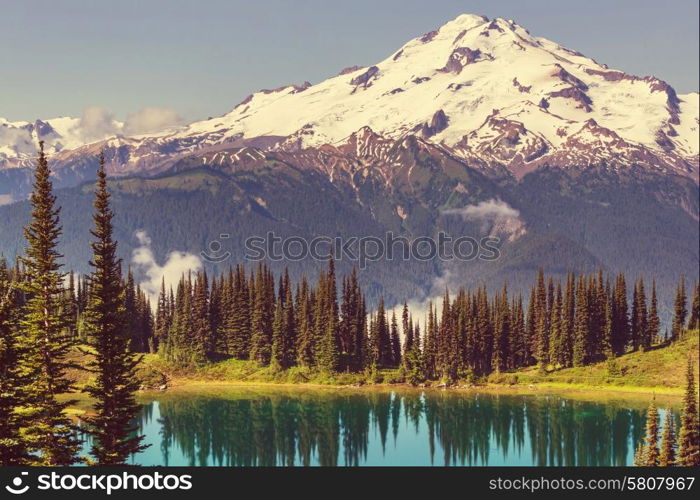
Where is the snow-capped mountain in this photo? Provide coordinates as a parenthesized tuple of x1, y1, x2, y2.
(1, 13, 698, 200)
(0, 115, 123, 165)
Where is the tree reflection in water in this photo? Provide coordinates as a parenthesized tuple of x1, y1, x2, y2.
(133, 390, 649, 466)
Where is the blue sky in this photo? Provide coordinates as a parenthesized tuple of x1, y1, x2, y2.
(1, 0, 697, 122)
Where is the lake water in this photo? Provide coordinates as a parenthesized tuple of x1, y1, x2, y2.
(86, 387, 666, 466)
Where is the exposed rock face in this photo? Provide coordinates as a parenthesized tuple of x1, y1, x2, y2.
(548, 86, 593, 112)
(350, 66, 379, 88)
(420, 30, 438, 43)
(422, 110, 449, 138)
(339, 65, 364, 76)
(439, 47, 490, 73)
(552, 64, 589, 91)
(512, 77, 531, 93)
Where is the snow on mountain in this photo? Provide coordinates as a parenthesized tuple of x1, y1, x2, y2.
(1, 13, 698, 181)
(164, 14, 698, 170)
(0, 114, 124, 165)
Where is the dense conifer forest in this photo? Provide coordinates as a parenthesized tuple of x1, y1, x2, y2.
(1, 147, 698, 466)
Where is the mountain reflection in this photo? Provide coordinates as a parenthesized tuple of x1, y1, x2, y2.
(134, 390, 647, 466)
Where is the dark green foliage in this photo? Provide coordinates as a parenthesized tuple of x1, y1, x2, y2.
(82, 155, 148, 464)
(648, 281, 661, 346)
(0, 260, 30, 464)
(659, 410, 676, 466)
(677, 358, 699, 466)
(689, 282, 700, 331)
(672, 276, 687, 341)
(18, 142, 81, 465)
(643, 401, 660, 466)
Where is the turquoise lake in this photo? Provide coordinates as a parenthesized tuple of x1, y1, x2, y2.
(81, 388, 668, 466)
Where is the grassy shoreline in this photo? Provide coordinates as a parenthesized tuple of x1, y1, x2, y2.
(63, 330, 698, 414)
(60, 378, 685, 419)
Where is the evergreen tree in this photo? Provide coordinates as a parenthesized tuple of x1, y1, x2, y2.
(611, 273, 629, 356)
(438, 289, 458, 381)
(492, 283, 511, 373)
(83, 154, 147, 464)
(643, 400, 660, 466)
(65, 271, 78, 337)
(602, 280, 614, 359)
(677, 358, 699, 466)
(0, 264, 30, 464)
(560, 272, 575, 367)
(423, 302, 437, 379)
(317, 259, 339, 371)
(401, 302, 412, 355)
(672, 277, 687, 341)
(534, 269, 549, 368)
(123, 268, 139, 349)
(525, 284, 536, 366)
(548, 282, 563, 367)
(633, 443, 645, 466)
(389, 312, 401, 368)
(19, 142, 81, 465)
(283, 274, 296, 367)
(154, 277, 170, 351)
(250, 264, 272, 365)
(648, 280, 661, 346)
(688, 282, 700, 331)
(296, 278, 314, 367)
(631, 279, 648, 351)
(573, 276, 589, 367)
(373, 297, 391, 368)
(190, 271, 211, 362)
(271, 300, 286, 370)
(659, 410, 677, 466)
(230, 265, 251, 358)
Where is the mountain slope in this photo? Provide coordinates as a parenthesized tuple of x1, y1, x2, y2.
(0, 13, 697, 317)
(1, 13, 697, 203)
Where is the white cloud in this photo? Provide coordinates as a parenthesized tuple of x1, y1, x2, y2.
(130, 230, 202, 305)
(442, 198, 520, 220)
(0, 194, 16, 206)
(123, 107, 182, 136)
(76, 105, 120, 142)
(0, 127, 35, 155)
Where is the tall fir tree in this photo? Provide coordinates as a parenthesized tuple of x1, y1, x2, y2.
(0, 263, 30, 464)
(573, 276, 589, 367)
(83, 153, 148, 464)
(548, 282, 563, 367)
(643, 400, 660, 466)
(672, 276, 687, 341)
(611, 273, 629, 356)
(560, 272, 575, 367)
(688, 282, 700, 331)
(401, 302, 412, 355)
(271, 300, 286, 370)
(296, 277, 314, 367)
(534, 269, 549, 368)
(648, 280, 661, 346)
(389, 312, 401, 368)
(317, 259, 339, 371)
(190, 270, 211, 362)
(659, 410, 677, 466)
(250, 263, 272, 365)
(19, 141, 81, 465)
(677, 358, 699, 466)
